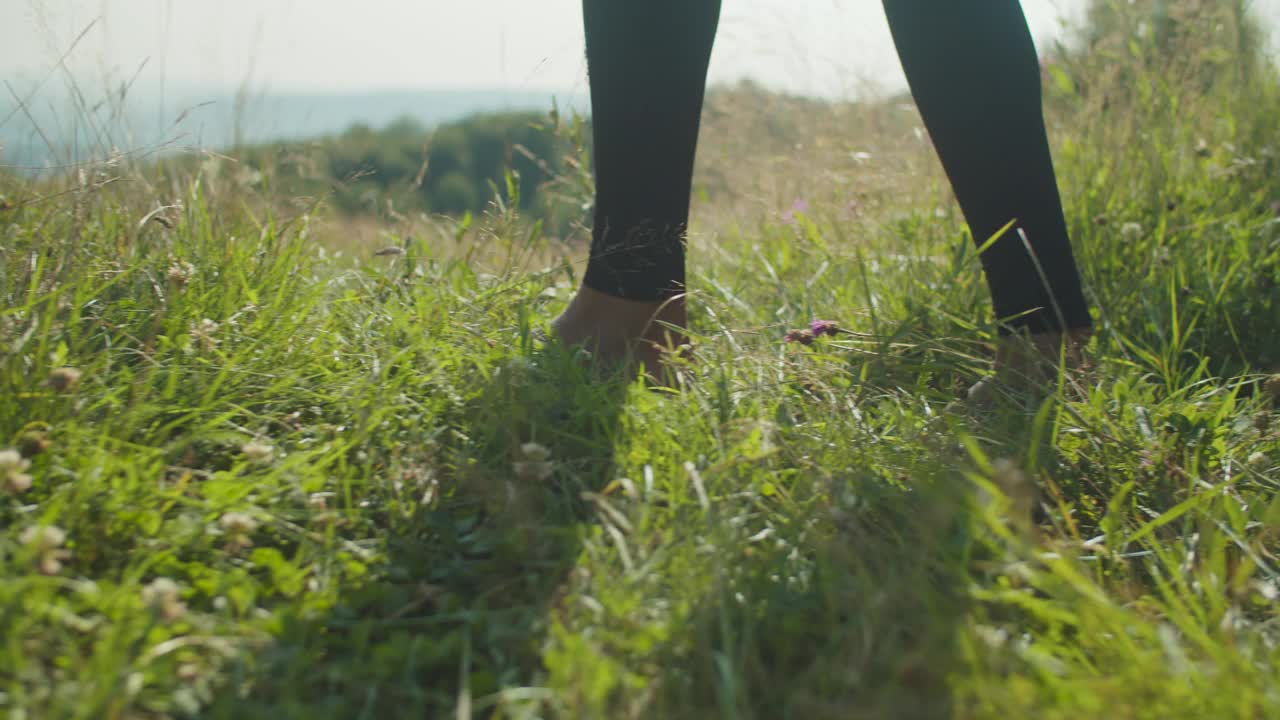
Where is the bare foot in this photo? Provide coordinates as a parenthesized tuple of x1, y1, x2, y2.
(550, 287, 689, 379)
(968, 327, 1093, 405)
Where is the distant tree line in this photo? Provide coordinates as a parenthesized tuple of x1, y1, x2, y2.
(229, 110, 589, 228)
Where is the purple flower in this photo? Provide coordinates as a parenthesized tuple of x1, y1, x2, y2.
(784, 329, 815, 346)
(782, 198, 810, 225)
(809, 320, 839, 337)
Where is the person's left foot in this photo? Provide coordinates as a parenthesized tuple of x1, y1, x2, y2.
(967, 327, 1093, 405)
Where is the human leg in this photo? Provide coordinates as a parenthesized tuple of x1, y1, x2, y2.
(883, 0, 1092, 374)
(554, 0, 722, 370)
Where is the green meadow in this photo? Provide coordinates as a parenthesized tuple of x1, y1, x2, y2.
(3, 2, 1280, 717)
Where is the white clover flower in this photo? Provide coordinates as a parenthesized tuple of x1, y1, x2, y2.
(219, 511, 259, 535)
(991, 458, 1034, 532)
(20, 524, 65, 551)
(190, 319, 220, 352)
(167, 260, 196, 286)
(0, 448, 27, 470)
(0, 449, 32, 493)
(1121, 222, 1143, 239)
(142, 577, 187, 622)
(240, 441, 275, 463)
(520, 442, 551, 463)
(20, 525, 68, 575)
(1249, 451, 1267, 466)
(991, 458, 1027, 490)
(513, 461, 555, 481)
(513, 442, 554, 481)
(219, 511, 259, 551)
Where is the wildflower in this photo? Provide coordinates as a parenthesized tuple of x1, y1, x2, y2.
(0, 449, 32, 493)
(240, 441, 275, 463)
(20, 525, 68, 575)
(219, 511, 259, 551)
(47, 367, 82, 392)
(1121, 222, 1143, 240)
(513, 442, 554, 481)
(809, 320, 839, 337)
(1249, 451, 1267, 466)
(782, 198, 810, 225)
(784, 329, 815, 346)
(142, 577, 187, 622)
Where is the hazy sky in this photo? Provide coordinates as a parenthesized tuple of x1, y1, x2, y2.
(3, 1, 1279, 100)
(2, 0, 1091, 100)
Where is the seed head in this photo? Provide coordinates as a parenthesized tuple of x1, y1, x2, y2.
(1121, 222, 1143, 240)
(784, 329, 815, 346)
(809, 320, 839, 337)
(1264, 374, 1280, 403)
(17, 431, 51, 458)
(47, 367, 82, 392)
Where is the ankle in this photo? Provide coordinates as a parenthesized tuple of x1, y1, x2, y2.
(994, 327, 1091, 371)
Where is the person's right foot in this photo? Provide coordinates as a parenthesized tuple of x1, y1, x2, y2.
(550, 286, 689, 380)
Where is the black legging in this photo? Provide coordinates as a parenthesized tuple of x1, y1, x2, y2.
(580, 0, 1091, 335)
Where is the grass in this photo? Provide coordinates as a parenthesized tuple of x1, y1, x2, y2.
(4, 5, 1280, 718)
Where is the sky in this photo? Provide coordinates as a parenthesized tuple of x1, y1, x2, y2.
(3, 0, 1280, 161)
(2, 0, 1104, 101)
